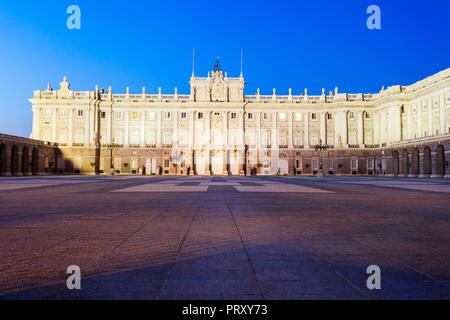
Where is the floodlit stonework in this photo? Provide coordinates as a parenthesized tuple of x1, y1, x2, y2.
(17, 63, 450, 177)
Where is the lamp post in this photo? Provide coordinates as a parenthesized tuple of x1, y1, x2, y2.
(110, 138, 115, 176)
(315, 139, 329, 177)
(242, 102, 249, 176)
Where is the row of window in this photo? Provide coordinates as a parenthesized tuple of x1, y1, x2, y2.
(292, 159, 374, 170)
(43, 109, 84, 118)
(43, 109, 377, 122)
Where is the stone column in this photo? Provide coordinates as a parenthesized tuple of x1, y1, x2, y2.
(304, 112, 310, 149)
(32, 107, 41, 140)
(222, 111, 228, 147)
(288, 112, 293, 148)
(407, 104, 412, 140)
(427, 98, 432, 136)
(189, 111, 194, 147)
(16, 150, 23, 176)
(379, 111, 386, 145)
(206, 111, 211, 175)
(124, 111, 129, 147)
(4, 149, 12, 176)
(418, 106, 422, 138)
(392, 105, 402, 142)
(173, 111, 178, 147)
(238, 112, 244, 146)
(86, 107, 92, 146)
(140, 111, 146, 147)
(320, 112, 327, 145)
(357, 111, 363, 146)
(398, 153, 404, 177)
(257, 112, 261, 147)
(68, 108, 73, 147)
(440, 94, 446, 134)
(25, 150, 33, 176)
(51, 108, 57, 143)
(272, 112, 278, 148)
(107, 108, 113, 144)
(157, 111, 162, 148)
(222, 147, 227, 175)
(430, 150, 440, 178)
(206, 111, 211, 145)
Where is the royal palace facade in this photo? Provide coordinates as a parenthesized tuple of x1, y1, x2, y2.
(3, 63, 448, 177)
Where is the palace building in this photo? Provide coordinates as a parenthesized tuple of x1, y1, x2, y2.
(18, 61, 450, 177)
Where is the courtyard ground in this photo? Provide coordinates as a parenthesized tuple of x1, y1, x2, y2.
(0, 175, 449, 299)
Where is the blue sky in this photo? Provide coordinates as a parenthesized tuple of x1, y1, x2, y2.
(0, 0, 448, 137)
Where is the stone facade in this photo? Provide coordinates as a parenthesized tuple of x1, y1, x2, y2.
(0, 134, 59, 176)
(20, 63, 450, 177)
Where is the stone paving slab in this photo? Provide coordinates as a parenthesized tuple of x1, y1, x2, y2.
(112, 184, 208, 192)
(234, 184, 334, 193)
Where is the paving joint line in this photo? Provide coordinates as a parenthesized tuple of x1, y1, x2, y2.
(224, 193, 266, 300)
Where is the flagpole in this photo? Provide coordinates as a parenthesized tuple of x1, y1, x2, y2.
(192, 49, 195, 76)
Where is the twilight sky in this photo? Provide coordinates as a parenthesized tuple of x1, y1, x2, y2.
(0, 0, 448, 137)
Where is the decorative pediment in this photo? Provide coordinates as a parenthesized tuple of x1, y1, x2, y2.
(58, 76, 73, 98)
(211, 71, 227, 102)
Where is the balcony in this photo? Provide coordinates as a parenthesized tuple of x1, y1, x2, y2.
(294, 145, 304, 149)
(162, 144, 173, 148)
(146, 144, 156, 148)
(129, 144, 140, 148)
(279, 145, 288, 149)
(348, 144, 360, 149)
(72, 143, 84, 147)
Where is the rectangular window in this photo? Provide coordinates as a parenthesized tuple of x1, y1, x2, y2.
(181, 112, 187, 119)
(365, 112, 371, 118)
(367, 159, 374, 170)
(279, 113, 286, 120)
(311, 113, 317, 120)
(148, 111, 155, 120)
(44, 109, 51, 117)
(231, 113, 236, 119)
(327, 113, 332, 120)
(351, 159, 358, 170)
(101, 112, 106, 119)
(116, 111, 122, 120)
(198, 112, 203, 119)
(263, 113, 269, 120)
(132, 112, 138, 120)
(349, 112, 355, 119)
(248, 113, 253, 119)
(77, 110, 84, 117)
(296, 159, 302, 169)
(164, 159, 170, 168)
(165, 112, 171, 120)
(60, 109, 67, 117)
(295, 113, 302, 121)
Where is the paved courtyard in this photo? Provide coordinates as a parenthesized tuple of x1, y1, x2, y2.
(0, 175, 449, 299)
